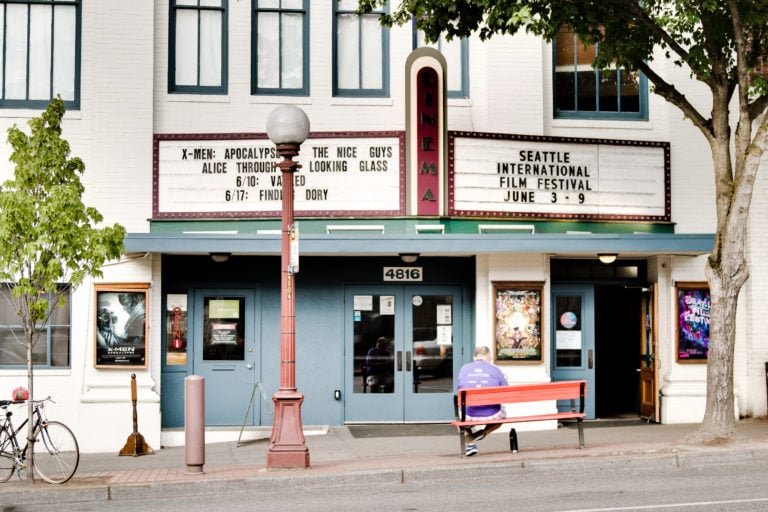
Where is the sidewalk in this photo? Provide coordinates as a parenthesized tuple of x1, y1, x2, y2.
(2, 419, 768, 505)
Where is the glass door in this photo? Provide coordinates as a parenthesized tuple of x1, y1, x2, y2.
(551, 284, 596, 419)
(193, 289, 258, 426)
(345, 285, 460, 422)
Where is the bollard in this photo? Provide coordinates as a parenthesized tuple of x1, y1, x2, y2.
(185, 375, 205, 474)
(509, 428, 518, 453)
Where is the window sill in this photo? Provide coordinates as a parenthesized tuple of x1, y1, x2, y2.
(249, 96, 312, 105)
(330, 97, 393, 106)
(551, 118, 653, 130)
(0, 109, 82, 120)
(166, 94, 231, 103)
(0, 368, 72, 376)
(448, 98, 472, 107)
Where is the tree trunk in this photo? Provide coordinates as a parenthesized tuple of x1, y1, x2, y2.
(696, 265, 740, 443)
(685, 126, 751, 445)
(26, 334, 35, 482)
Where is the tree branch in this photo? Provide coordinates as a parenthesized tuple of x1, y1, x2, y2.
(637, 61, 714, 142)
(748, 95, 768, 120)
(622, 0, 692, 66)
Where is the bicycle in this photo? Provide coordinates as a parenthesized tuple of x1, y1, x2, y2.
(0, 397, 79, 484)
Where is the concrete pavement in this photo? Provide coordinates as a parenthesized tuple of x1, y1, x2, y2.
(2, 419, 768, 505)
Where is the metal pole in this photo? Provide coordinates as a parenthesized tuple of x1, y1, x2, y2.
(185, 375, 205, 473)
(267, 143, 309, 469)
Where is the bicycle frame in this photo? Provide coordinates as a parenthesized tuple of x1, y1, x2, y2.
(3, 404, 44, 447)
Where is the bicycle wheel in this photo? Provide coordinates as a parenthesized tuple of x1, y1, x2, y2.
(0, 428, 16, 483)
(33, 421, 79, 484)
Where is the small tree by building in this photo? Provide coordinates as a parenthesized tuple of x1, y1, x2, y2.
(0, 98, 125, 480)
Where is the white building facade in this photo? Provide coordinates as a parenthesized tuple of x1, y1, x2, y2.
(0, 0, 764, 453)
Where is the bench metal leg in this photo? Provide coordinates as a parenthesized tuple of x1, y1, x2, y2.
(577, 418, 585, 449)
(458, 427, 468, 457)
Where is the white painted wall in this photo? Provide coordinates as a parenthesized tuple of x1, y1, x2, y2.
(1, 2, 765, 453)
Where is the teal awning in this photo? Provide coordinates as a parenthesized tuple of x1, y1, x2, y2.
(124, 231, 713, 258)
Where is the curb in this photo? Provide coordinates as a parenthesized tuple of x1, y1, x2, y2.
(3, 444, 768, 505)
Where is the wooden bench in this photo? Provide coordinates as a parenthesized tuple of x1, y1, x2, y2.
(450, 380, 587, 457)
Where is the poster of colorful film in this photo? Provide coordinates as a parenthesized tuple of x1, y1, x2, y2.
(677, 286, 710, 361)
(493, 284, 543, 362)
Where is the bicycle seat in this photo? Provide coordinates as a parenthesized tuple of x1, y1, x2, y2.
(0, 400, 23, 408)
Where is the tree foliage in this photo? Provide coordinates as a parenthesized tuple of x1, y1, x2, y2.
(0, 97, 125, 479)
(358, 0, 768, 442)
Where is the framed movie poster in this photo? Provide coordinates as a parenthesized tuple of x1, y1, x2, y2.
(94, 283, 149, 368)
(493, 282, 544, 362)
(676, 282, 710, 362)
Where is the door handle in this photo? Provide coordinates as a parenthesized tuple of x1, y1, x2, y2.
(588, 349, 593, 369)
(405, 351, 412, 372)
(397, 350, 402, 372)
(246, 364, 252, 369)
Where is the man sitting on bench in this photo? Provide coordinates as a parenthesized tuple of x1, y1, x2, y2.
(456, 346, 509, 456)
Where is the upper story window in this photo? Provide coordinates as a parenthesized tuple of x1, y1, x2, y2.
(169, 0, 227, 95)
(554, 26, 647, 120)
(333, 0, 389, 97)
(252, 0, 308, 96)
(0, 0, 80, 110)
(0, 285, 70, 368)
(415, 31, 469, 99)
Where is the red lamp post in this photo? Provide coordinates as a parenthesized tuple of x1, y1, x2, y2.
(265, 105, 310, 468)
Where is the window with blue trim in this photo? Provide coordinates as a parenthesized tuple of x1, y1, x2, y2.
(252, 0, 308, 96)
(333, 0, 389, 97)
(415, 30, 469, 99)
(554, 26, 647, 120)
(0, 285, 70, 368)
(169, 0, 227, 94)
(0, 0, 80, 110)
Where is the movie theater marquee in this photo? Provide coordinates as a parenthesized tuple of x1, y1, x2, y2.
(449, 132, 670, 222)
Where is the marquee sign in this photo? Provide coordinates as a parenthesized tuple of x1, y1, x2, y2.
(153, 132, 405, 218)
(449, 132, 670, 221)
(406, 48, 447, 216)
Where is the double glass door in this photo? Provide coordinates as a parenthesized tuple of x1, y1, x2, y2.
(345, 285, 461, 422)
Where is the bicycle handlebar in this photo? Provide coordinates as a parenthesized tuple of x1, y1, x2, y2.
(0, 396, 54, 408)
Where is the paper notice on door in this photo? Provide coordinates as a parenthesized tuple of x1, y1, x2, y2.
(354, 295, 373, 311)
(380, 295, 395, 315)
(436, 305, 452, 325)
(211, 323, 238, 344)
(556, 330, 582, 349)
(437, 325, 452, 345)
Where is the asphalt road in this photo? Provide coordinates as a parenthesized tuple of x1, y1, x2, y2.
(17, 453, 768, 512)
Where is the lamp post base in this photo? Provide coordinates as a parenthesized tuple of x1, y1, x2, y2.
(267, 391, 310, 468)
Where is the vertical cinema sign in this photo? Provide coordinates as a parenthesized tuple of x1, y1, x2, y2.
(406, 48, 447, 215)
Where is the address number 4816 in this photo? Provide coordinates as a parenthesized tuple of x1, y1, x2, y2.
(383, 267, 422, 282)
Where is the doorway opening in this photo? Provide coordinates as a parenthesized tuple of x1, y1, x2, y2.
(551, 259, 648, 421)
(595, 285, 643, 418)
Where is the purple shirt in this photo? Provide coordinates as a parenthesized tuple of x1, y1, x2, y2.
(456, 360, 509, 417)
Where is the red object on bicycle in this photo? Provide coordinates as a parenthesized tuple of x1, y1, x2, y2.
(12, 387, 29, 401)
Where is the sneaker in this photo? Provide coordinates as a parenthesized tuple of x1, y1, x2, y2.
(465, 443, 478, 457)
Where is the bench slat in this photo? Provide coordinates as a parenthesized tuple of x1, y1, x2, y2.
(451, 411, 584, 427)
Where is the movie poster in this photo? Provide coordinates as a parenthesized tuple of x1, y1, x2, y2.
(677, 285, 710, 362)
(95, 285, 148, 368)
(493, 283, 543, 362)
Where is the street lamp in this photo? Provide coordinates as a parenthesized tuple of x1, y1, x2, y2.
(266, 105, 310, 468)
